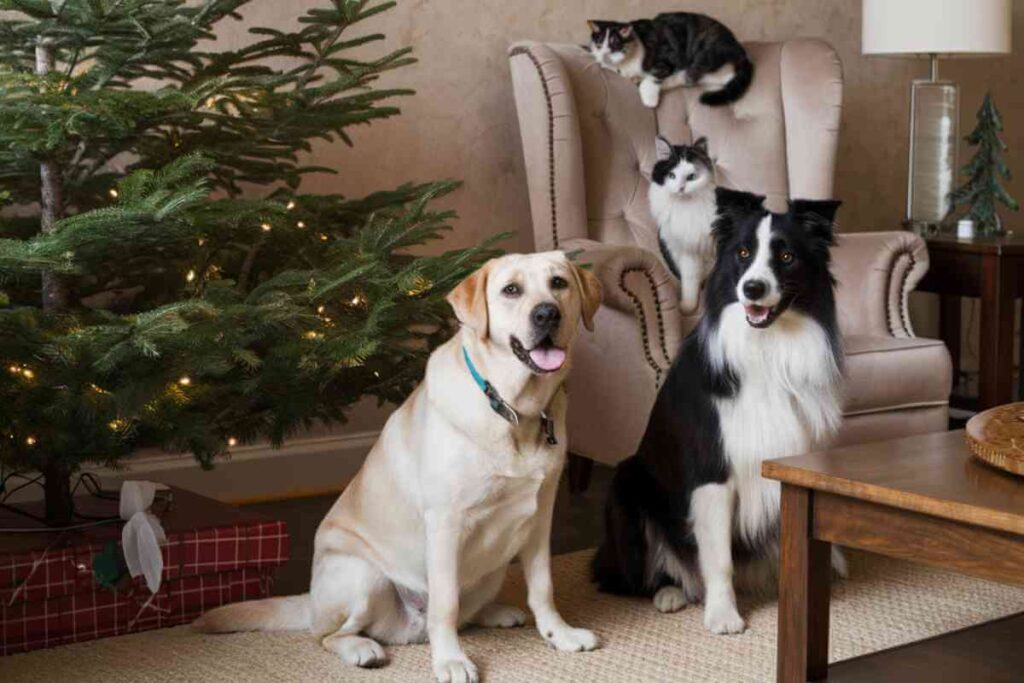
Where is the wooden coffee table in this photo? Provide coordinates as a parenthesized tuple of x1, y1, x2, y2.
(763, 430, 1024, 682)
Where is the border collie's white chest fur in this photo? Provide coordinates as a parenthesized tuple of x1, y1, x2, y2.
(707, 303, 842, 544)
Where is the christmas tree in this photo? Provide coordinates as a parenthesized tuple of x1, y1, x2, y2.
(947, 92, 1019, 235)
(0, 0, 498, 525)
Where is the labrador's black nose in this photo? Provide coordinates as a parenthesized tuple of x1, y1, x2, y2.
(531, 303, 561, 330)
(742, 279, 767, 301)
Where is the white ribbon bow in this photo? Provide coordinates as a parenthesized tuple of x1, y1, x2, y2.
(119, 481, 167, 594)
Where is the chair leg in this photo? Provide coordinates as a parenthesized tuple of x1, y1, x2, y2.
(567, 453, 594, 494)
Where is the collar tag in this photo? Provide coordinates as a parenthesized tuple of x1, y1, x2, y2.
(540, 411, 558, 446)
(484, 382, 520, 426)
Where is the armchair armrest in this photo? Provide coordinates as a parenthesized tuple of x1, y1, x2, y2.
(832, 231, 929, 338)
(563, 237, 684, 371)
(509, 41, 589, 250)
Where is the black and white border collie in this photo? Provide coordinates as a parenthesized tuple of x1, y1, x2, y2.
(592, 188, 845, 634)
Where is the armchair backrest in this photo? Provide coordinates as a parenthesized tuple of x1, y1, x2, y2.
(509, 39, 843, 253)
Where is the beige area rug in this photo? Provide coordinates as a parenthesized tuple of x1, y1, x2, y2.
(3, 550, 1024, 682)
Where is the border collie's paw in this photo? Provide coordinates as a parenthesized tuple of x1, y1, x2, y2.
(653, 586, 689, 613)
(475, 603, 527, 628)
(704, 603, 746, 635)
(433, 655, 478, 683)
(639, 81, 661, 108)
(542, 625, 599, 652)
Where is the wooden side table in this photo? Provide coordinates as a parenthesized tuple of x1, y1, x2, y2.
(763, 430, 1024, 682)
(917, 233, 1024, 410)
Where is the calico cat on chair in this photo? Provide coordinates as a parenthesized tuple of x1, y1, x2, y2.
(588, 13, 753, 109)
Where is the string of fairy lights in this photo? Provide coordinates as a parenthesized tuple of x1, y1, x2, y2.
(4, 189, 434, 453)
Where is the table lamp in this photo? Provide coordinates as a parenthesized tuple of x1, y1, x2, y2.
(862, 0, 1012, 232)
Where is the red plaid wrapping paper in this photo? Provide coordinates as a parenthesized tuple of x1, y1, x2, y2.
(1, 508, 288, 655)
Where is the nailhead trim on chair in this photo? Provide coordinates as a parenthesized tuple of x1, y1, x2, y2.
(620, 267, 665, 386)
(885, 246, 918, 337)
(510, 46, 559, 248)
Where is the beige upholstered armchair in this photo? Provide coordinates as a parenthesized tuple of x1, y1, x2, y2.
(508, 39, 952, 481)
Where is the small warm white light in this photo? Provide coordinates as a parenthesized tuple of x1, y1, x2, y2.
(109, 419, 126, 431)
(197, 238, 206, 247)
(227, 437, 238, 447)
(350, 295, 363, 306)
(286, 200, 296, 210)
(373, 371, 380, 378)
(319, 233, 328, 241)
(260, 222, 272, 232)
(178, 376, 192, 386)
(109, 188, 118, 199)
(25, 436, 36, 446)
(8, 364, 19, 374)
(22, 369, 34, 379)
(186, 269, 196, 283)
(316, 305, 326, 314)
(296, 221, 305, 229)
(304, 331, 321, 340)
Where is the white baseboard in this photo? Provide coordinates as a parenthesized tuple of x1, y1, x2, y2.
(5, 430, 380, 505)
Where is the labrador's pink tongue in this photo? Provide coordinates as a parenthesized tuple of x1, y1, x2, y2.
(530, 347, 566, 371)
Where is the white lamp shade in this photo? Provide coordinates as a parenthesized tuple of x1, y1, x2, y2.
(862, 0, 1012, 56)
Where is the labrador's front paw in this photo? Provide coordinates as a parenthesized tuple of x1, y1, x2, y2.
(541, 624, 599, 652)
(433, 655, 478, 683)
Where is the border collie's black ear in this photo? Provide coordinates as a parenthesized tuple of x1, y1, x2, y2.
(587, 20, 599, 33)
(789, 199, 842, 245)
(715, 188, 766, 217)
(693, 137, 708, 153)
(713, 188, 766, 245)
(655, 136, 673, 161)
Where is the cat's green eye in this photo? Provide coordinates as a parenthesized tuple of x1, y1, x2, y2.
(667, 172, 676, 180)
(686, 173, 697, 181)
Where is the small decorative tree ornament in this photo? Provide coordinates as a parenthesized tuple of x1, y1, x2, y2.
(947, 92, 1020, 236)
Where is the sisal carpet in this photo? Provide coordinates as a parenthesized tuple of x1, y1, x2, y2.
(2, 550, 1023, 682)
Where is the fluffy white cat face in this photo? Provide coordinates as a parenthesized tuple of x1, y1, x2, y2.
(658, 158, 713, 195)
(652, 136, 714, 196)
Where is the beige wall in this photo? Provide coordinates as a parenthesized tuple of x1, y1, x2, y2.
(226, 0, 1024, 418)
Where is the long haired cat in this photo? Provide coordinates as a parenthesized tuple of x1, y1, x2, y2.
(650, 136, 717, 314)
(588, 13, 753, 109)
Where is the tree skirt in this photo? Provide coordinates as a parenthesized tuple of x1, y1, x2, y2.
(2, 550, 1023, 682)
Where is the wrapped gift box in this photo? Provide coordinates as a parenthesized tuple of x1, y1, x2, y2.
(0, 487, 288, 655)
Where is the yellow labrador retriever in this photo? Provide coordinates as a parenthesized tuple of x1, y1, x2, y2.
(195, 252, 602, 682)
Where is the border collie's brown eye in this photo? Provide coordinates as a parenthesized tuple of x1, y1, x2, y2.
(781, 251, 794, 263)
(551, 276, 568, 290)
(738, 247, 751, 260)
(502, 283, 521, 297)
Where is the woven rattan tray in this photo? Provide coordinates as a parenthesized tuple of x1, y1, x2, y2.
(966, 402, 1024, 477)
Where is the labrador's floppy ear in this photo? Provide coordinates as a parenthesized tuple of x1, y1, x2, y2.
(571, 263, 603, 332)
(447, 261, 492, 340)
